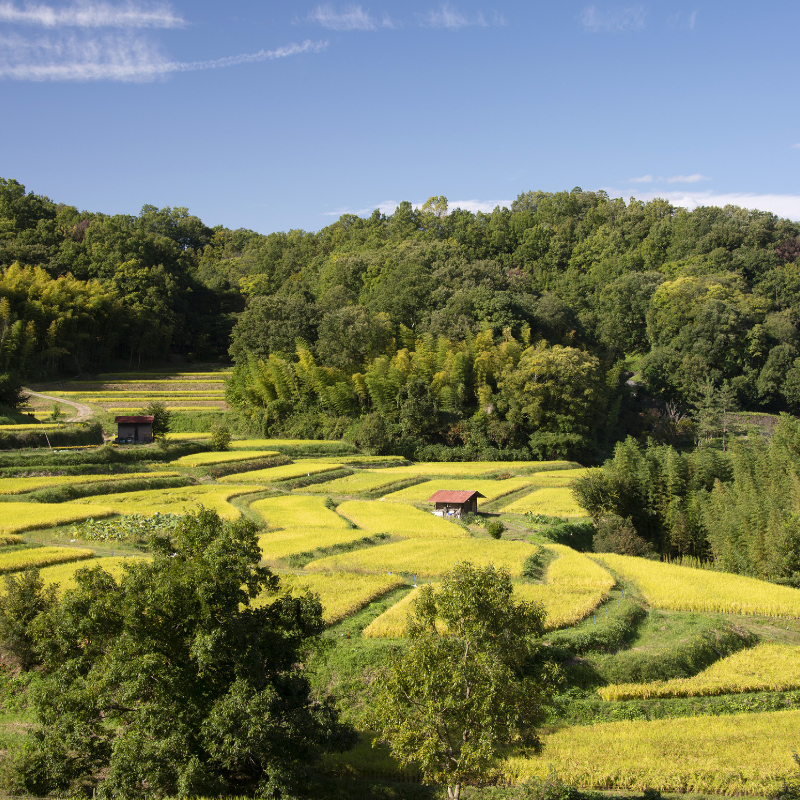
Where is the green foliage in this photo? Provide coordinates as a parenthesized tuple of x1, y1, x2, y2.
(373, 562, 554, 800)
(72, 512, 183, 542)
(210, 422, 231, 451)
(0, 421, 104, 450)
(537, 520, 595, 552)
(140, 400, 171, 440)
(593, 515, 656, 558)
(485, 519, 505, 539)
(10, 507, 355, 799)
(0, 568, 56, 670)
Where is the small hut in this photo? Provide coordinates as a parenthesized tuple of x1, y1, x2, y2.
(427, 489, 485, 518)
(114, 415, 154, 444)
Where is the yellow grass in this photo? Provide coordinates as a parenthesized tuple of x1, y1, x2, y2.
(528, 468, 592, 487)
(254, 572, 404, 624)
(503, 709, 800, 795)
(0, 502, 116, 533)
(251, 495, 351, 530)
(34, 556, 147, 595)
(166, 432, 212, 440)
(364, 544, 613, 637)
(0, 471, 180, 495)
(502, 487, 587, 517)
(302, 472, 408, 495)
(594, 553, 800, 617)
(366, 461, 575, 477)
(599, 643, 800, 700)
(384, 478, 533, 505)
(258, 528, 375, 561)
(0, 546, 94, 573)
(74, 485, 265, 519)
(171, 451, 278, 466)
(305, 537, 537, 577)
(218, 463, 343, 484)
(335, 500, 468, 539)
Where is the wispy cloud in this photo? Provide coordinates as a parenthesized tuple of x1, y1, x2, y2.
(688, 10, 697, 30)
(605, 189, 800, 222)
(0, 1, 185, 28)
(667, 173, 711, 183)
(792, 143, 800, 150)
(419, 5, 488, 29)
(581, 5, 645, 32)
(303, 4, 395, 31)
(628, 174, 654, 183)
(0, 33, 327, 81)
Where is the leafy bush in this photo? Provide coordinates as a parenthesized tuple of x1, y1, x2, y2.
(486, 520, 505, 539)
(594, 515, 656, 558)
(72, 512, 183, 542)
(140, 400, 171, 439)
(210, 422, 231, 451)
(539, 520, 595, 552)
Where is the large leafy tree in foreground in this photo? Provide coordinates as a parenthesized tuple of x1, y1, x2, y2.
(12, 508, 354, 798)
(373, 563, 555, 800)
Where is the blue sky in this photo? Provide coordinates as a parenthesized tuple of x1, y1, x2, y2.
(1, 1, 799, 233)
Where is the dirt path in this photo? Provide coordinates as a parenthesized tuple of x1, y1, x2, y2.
(23, 390, 94, 423)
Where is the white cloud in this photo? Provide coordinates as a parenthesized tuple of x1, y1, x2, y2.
(604, 189, 800, 221)
(792, 143, 800, 149)
(667, 173, 711, 183)
(304, 4, 394, 31)
(420, 5, 488, 29)
(449, 198, 512, 213)
(0, 33, 327, 81)
(688, 10, 697, 30)
(0, 1, 185, 28)
(581, 5, 645, 32)
(628, 174, 653, 183)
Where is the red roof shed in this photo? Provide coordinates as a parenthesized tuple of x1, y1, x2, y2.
(427, 489, 485, 516)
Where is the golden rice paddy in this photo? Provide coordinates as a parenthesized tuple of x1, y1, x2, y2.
(171, 450, 279, 466)
(258, 528, 374, 561)
(0, 471, 180, 495)
(501, 486, 587, 517)
(383, 478, 534, 505)
(251, 495, 351, 530)
(0, 546, 94, 574)
(217, 463, 343, 484)
(335, 500, 468, 538)
(0, 502, 116, 533)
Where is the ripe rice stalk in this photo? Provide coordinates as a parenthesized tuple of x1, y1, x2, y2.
(527, 468, 593, 487)
(0, 471, 181, 496)
(383, 477, 534, 505)
(251, 495, 351, 530)
(171, 450, 279, 467)
(0, 502, 116, 533)
(599, 643, 800, 700)
(0, 546, 94, 574)
(594, 553, 800, 618)
(301, 472, 409, 495)
(218, 463, 343, 484)
(335, 500, 468, 539)
(365, 460, 576, 477)
(253, 571, 404, 624)
(503, 708, 800, 796)
(306, 537, 537, 577)
(258, 528, 374, 561)
(502, 487, 588, 517)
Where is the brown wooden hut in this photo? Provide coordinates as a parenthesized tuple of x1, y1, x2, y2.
(427, 489, 485, 518)
(114, 415, 154, 444)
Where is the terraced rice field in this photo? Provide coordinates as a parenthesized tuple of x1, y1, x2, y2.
(365, 460, 576, 477)
(384, 477, 533, 504)
(251, 495, 351, 530)
(527, 468, 592, 487)
(335, 500, 468, 538)
(502, 486, 587, 516)
(218, 463, 344, 484)
(171, 450, 279, 466)
(504, 709, 800, 795)
(254, 572, 405, 624)
(0, 501, 116, 533)
(0, 546, 94, 573)
(599, 643, 800, 700)
(594, 553, 800, 617)
(34, 555, 146, 595)
(301, 471, 409, 495)
(228, 439, 354, 450)
(0, 471, 180, 495)
(305, 537, 537, 577)
(258, 528, 375, 561)
(74, 485, 266, 520)
(0, 423, 62, 430)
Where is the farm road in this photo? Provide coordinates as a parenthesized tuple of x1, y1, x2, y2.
(24, 390, 94, 423)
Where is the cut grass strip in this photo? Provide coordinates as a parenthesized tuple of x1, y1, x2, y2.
(594, 553, 800, 618)
(0, 546, 94, 574)
(335, 500, 468, 539)
(306, 537, 537, 577)
(251, 496, 352, 530)
(0, 502, 116, 533)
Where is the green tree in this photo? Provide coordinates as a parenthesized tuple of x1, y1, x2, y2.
(140, 400, 171, 440)
(0, 569, 56, 670)
(210, 421, 232, 451)
(373, 563, 553, 800)
(12, 508, 354, 798)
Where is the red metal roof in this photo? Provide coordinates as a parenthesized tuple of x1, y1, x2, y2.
(427, 490, 486, 503)
(114, 416, 154, 424)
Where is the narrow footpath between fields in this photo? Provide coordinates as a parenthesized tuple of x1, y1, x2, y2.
(23, 390, 94, 424)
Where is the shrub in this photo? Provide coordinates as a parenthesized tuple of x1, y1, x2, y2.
(486, 520, 505, 539)
(210, 422, 231, 451)
(594, 515, 656, 558)
(140, 400, 171, 440)
(0, 568, 57, 670)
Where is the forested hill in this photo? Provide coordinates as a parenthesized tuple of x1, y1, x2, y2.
(2, 177, 800, 461)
